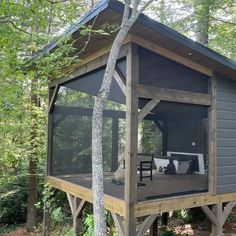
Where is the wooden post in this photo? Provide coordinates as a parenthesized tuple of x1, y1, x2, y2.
(161, 212, 168, 226)
(47, 85, 60, 176)
(208, 75, 217, 194)
(43, 206, 50, 236)
(149, 216, 158, 236)
(162, 121, 168, 155)
(111, 117, 119, 171)
(67, 194, 85, 235)
(112, 213, 125, 236)
(124, 43, 139, 235)
(212, 203, 223, 236)
(201, 201, 235, 236)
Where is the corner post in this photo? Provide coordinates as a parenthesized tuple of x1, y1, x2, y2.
(124, 43, 139, 235)
(208, 74, 217, 194)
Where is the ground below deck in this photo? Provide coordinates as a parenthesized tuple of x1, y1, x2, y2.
(58, 172, 208, 201)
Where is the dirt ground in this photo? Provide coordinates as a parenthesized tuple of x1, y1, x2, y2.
(3, 223, 236, 236)
(3, 209, 236, 236)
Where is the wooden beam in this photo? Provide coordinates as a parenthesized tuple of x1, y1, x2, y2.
(149, 217, 158, 236)
(208, 75, 217, 194)
(137, 84, 211, 106)
(43, 205, 50, 236)
(134, 192, 236, 217)
(112, 213, 124, 236)
(48, 85, 60, 113)
(74, 199, 86, 218)
(46, 176, 126, 216)
(130, 34, 212, 77)
(212, 203, 223, 236)
(138, 98, 160, 123)
(223, 201, 236, 224)
(67, 193, 75, 215)
(137, 214, 159, 236)
(50, 43, 129, 88)
(46, 86, 58, 176)
(66, 194, 85, 235)
(114, 66, 126, 96)
(124, 43, 139, 235)
(52, 106, 164, 129)
(201, 205, 218, 226)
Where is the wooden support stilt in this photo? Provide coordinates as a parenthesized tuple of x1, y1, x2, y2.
(212, 203, 223, 236)
(223, 201, 236, 223)
(112, 213, 124, 236)
(43, 205, 50, 236)
(149, 216, 158, 236)
(161, 212, 168, 226)
(67, 193, 86, 235)
(201, 201, 235, 236)
(137, 214, 159, 236)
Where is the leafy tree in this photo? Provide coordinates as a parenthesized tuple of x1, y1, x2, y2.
(149, 0, 236, 57)
(0, 0, 95, 231)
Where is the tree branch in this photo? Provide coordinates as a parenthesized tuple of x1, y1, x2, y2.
(2, 20, 41, 39)
(210, 16, 236, 25)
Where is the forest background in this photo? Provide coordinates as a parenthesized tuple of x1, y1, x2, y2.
(0, 0, 236, 235)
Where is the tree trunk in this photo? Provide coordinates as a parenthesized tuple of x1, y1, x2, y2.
(194, 0, 211, 45)
(92, 22, 132, 236)
(91, 1, 154, 235)
(26, 79, 40, 231)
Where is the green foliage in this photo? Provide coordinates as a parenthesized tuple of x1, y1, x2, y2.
(0, 0, 235, 231)
(149, 0, 236, 59)
(0, 0, 100, 228)
(175, 209, 194, 223)
(36, 182, 70, 227)
(84, 213, 94, 236)
(159, 228, 177, 236)
(0, 177, 28, 224)
(51, 207, 66, 224)
(82, 207, 116, 236)
(140, 120, 163, 155)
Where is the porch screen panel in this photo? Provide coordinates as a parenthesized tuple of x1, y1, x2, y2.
(138, 46, 209, 94)
(50, 61, 126, 200)
(137, 101, 209, 202)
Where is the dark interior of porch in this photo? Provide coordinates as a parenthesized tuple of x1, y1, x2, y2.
(49, 46, 210, 202)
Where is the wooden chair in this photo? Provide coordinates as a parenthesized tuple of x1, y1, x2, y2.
(137, 153, 154, 181)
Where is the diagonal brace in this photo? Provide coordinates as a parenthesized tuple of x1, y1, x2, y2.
(138, 98, 160, 123)
(114, 66, 126, 96)
(137, 214, 159, 236)
(112, 213, 124, 236)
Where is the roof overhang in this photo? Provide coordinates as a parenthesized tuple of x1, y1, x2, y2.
(43, 0, 236, 81)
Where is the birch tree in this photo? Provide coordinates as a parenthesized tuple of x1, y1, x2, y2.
(91, 0, 155, 235)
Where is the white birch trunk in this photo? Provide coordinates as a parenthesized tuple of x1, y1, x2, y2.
(91, 1, 155, 235)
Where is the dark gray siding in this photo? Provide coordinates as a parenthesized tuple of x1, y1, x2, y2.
(216, 74, 236, 194)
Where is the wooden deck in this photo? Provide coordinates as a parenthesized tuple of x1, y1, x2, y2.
(58, 172, 208, 201)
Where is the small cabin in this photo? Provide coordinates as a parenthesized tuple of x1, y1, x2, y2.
(46, 1, 236, 235)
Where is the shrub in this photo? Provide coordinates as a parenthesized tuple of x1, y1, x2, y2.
(160, 229, 177, 236)
(0, 177, 28, 224)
